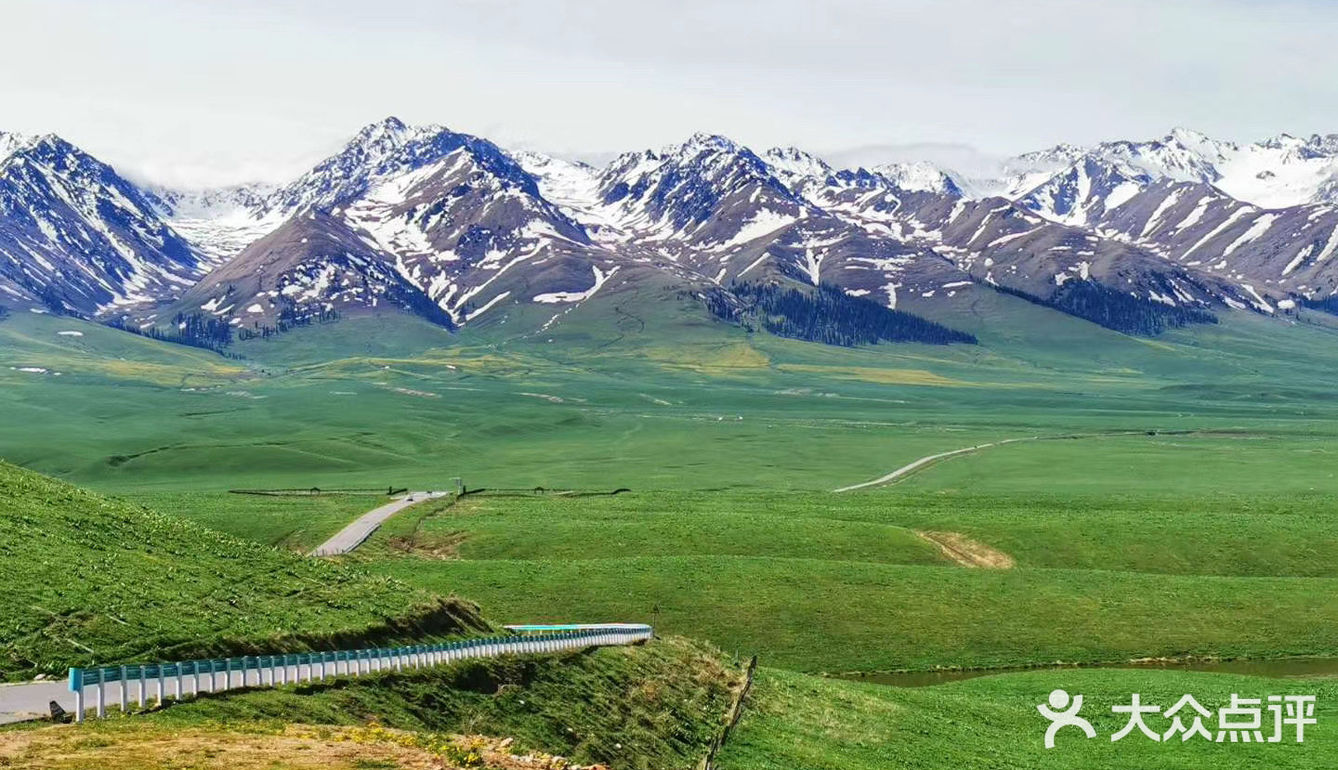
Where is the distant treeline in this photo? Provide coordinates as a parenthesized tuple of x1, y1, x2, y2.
(107, 313, 238, 354)
(703, 281, 977, 346)
(237, 305, 341, 342)
(37, 285, 72, 315)
(993, 280, 1217, 336)
(390, 284, 457, 330)
(1301, 294, 1338, 316)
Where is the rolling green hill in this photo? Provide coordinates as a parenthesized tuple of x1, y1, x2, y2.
(0, 461, 486, 681)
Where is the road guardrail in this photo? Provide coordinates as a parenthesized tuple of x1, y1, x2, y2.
(67, 623, 653, 722)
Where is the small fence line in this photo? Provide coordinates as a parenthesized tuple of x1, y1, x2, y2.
(700, 655, 758, 770)
(228, 487, 409, 497)
(459, 488, 631, 498)
(68, 624, 652, 722)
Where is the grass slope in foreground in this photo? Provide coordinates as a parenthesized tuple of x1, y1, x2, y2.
(0, 461, 485, 681)
(721, 667, 1338, 770)
(0, 637, 742, 770)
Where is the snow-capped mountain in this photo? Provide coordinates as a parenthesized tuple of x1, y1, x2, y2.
(762, 146, 833, 180)
(584, 134, 970, 301)
(785, 162, 1254, 316)
(958, 128, 1338, 212)
(167, 119, 639, 334)
(12, 118, 1338, 348)
(0, 133, 210, 316)
(1040, 179, 1338, 306)
(1016, 157, 1157, 228)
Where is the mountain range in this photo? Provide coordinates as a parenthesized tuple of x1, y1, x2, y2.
(5, 118, 1338, 349)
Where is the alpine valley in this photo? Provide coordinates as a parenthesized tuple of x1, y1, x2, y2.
(8, 118, 1338, 350)
(11, 118, 1338, 770)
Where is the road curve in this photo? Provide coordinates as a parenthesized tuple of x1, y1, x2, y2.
(832, 437, 1037, 493)
(309, 491, 447, 557)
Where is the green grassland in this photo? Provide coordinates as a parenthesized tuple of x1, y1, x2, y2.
(5, 289, 1338, 495)
(0, 461, 486, 681)
(8, 294, 1334, 677)
(7, 289, 1338, 768)
(721, 667, 1338, 770)
(339, 429, 1338, 674)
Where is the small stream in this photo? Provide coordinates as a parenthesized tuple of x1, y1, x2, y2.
(837, 658, 1338, 688)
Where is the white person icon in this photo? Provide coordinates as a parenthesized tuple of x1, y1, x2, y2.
(1038, 689, 1097, 748)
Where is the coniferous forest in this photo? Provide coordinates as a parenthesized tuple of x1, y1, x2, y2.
(993, 280, 1218, 336)
(704, 281, 977, 346)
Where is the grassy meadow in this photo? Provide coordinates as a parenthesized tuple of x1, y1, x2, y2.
(353, 456, 1338, 674)
(6, 290, 1338, 767)
(720, 667, 1338, 770)
(5, 290, 1338, 496)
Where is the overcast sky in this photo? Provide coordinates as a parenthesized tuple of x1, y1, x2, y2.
(3, 0, 1335, 187)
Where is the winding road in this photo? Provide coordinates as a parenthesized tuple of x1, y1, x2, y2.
(832, 437, 1038, 493)
(309, 491, 447, 557)
(832, 429, 1207, 492)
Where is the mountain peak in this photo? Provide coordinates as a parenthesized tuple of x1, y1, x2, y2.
(1166, 126, 1211, 144)
(357, 115, 411, 138)
(675, 133, 742, 155)
(870, 160, 961, 195)
(344, 116, 442, 153)
(763, 146, 832, 178)
(0, 131, 37, 162)
(1016, 143, 1086, 164)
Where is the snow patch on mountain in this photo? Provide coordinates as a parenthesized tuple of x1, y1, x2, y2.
(720, 209, 798, 247)
(533, 265, 618, 303)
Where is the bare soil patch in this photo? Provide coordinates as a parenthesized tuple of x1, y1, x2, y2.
(390, 529, 469, 560)
(0, 723, 603, 769)
(916, 531, 1015, 569)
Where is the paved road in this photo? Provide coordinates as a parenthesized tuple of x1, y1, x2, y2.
(832, 437, 1036, 493)
(309, 491, 447, 557)
(0, 680, 70, 725)
(0, 662, 396, 724)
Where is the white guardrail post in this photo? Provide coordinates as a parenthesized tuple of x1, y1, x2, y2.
(66, 623, 652, 721)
